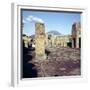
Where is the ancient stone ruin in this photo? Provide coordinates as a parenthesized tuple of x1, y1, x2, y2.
(72, 22, 81, 48)
(22, 22, 81, 60)
(22, 22, 81, 78)
(35, 23, 46, 60)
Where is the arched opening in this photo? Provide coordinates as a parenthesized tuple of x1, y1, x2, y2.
(79, 37, 81, 48)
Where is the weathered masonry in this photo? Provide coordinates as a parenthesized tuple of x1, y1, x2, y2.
(72, 22, 81, 48)
(35, 23, 46, 60)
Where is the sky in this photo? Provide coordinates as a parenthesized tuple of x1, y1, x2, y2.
(22, 9, 81, 36)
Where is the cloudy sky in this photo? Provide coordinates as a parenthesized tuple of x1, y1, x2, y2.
(22, 9, 81, 36)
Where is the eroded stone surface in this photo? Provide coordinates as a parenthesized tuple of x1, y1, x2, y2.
(35, 23, 46, 60)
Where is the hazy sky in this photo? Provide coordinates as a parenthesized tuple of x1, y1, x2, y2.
(22, 9, 81, 36)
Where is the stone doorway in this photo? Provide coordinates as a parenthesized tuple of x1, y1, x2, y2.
(73, 38, 76, 48)
(79, 37, 81, 48)
(67, 42, 72, 48)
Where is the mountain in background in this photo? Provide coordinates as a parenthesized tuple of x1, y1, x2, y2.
(47, 30, 61, 35)
(23, 30, 62, 39)
(30, 34, 35, 39)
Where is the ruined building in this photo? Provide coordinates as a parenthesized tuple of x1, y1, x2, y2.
(54, 35, 71, 47)
(22, 22, 81, 55)
(45, 34, 72, 48)
(22, 35, 31, 48)
(72, 22, 81, 48)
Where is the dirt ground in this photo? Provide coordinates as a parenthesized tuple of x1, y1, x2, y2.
(23, 47, 81, 78)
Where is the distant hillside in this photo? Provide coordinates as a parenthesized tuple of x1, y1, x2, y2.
(30, 34, 35, 39)
(47, 31, 61, 35)
(28, 31, 61, 38)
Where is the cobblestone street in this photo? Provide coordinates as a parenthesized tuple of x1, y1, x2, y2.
(23, 47, 81, 78)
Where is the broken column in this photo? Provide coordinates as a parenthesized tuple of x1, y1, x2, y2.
(76, 23, 81, 48)
(23, 36, 29, 48)
(71, 22, 81, 48)
(72, 39, 74, 48)
(51, 35, 56, 47)
(45, 34, 49, 47)
(35, 23, 46, 60)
